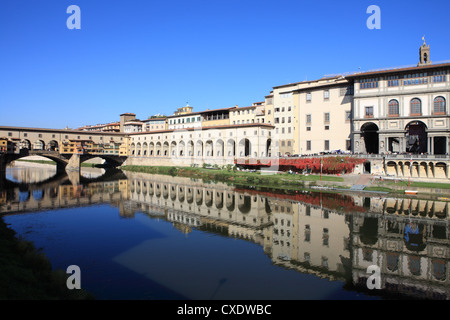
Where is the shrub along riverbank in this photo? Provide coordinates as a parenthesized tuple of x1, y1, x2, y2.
(120, 165, 450, 199)
(0, 218, 94, 300)
(120, 164, 345, 192)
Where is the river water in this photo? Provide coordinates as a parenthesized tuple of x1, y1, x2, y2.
(1, 164, 449, 300)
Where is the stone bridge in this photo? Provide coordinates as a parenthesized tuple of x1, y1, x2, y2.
(0, 150, 127, 174)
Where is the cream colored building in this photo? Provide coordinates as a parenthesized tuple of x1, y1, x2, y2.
(293, 77, 353, 155)
(127, 123, 274, 167)
(270, 85, 298, 156)
(230, 104, 266, 126)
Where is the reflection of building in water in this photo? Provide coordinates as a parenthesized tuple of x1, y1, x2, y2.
(126, 173, 273, 245)
(0, 179, 127, 215)
(168, 210, 201, 234)
(351, 203, 450, 299)
(2, 170, 449, 299)
(8, 164, 57, 184)
(268, 196, 352, 281)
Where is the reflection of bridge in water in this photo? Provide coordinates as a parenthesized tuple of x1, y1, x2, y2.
(1, 170, 449, 299)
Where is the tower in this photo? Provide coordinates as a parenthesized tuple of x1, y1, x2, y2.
(418, 36, 431, 66)
(119, 113, 136, 132)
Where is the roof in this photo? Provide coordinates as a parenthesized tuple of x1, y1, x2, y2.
(344, 61, 450, 78)
(166, 107, 234, 118)
(0, 126, 125, 136)
(272, 76, 342, 90)
(127, 123, 275, 135)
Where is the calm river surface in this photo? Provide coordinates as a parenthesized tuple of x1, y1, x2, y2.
(1, 164, 449, 300)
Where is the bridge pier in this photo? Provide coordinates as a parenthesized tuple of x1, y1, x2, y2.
(66, 154, 81, 172)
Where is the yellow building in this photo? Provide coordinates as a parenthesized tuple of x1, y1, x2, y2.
(61, 139, 96, 154)
(0, 137, 15, 153)
(119, 137, 129, 156)
(201, 107, 231, 127)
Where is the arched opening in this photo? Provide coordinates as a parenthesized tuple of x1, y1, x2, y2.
(216, 139, 224, 157)
(405, 121, 427, 154)
(195, 189, 203, 206)
(239, 138, 251, 157)
(196, 141, 203, 157)
(48, 140, 58, 151)
(266, 139, 272, 157)
(205, 140, 214, 157)
(155, 142, 161, 156)
(20, 139, 31, 151)
(163, 142, 169, 156)
(142, 142, 148, 156)
(238, 195, 251, 214)
(33, 140, 45, 151)
(149, 142, 155, 156)
(170, 141, 177, 157)
(226, 193, 235, 211)
(136, 143, 141, 156)
(361, 123, 379, 154)
(187, 141, 194, 157)
(215, 192, 223, 209)
(227, 139, 236, 157)
(178, 141, 185, 157)
(386, 161, 397, 176)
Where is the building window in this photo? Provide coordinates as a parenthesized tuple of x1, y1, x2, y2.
(365, 106, 374, 118)
(404, 73, 428, 86)
(8, 132, 12, 136)
(288, 117, 291, 123)
(360, 78, 378, 89)
(345, 111, 351, 121)
(306, 127, 311, 131)
(275, 118, 279, 124)
(388, 99, 399, 116)
(324, 140, 329, 151)
(288, 106, 292, 112)
(433, 71, 446, 83)
(306, 114, 311, 124)
(324, 90, 329, 100)
(287, 141, 291, 147)
(410, 98, 422, 116)
(325, 126, 329, 130)
(306, 93, 312, 102)
(434, 96, 446, 114)
(387, 75, 399, 87)
(324, 113, 330, 124)
(306, 141, 311, 151)
(288, 127, 291, 134)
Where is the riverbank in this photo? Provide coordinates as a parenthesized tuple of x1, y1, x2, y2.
(0, 218, 94, 300)
(8, 159, 450, 199)
(120, 165, 450, 200)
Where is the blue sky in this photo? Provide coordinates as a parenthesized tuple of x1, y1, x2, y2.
(1, 0, 449, 129)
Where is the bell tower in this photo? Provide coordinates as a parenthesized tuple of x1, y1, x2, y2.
(418, 36, 431, 66)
